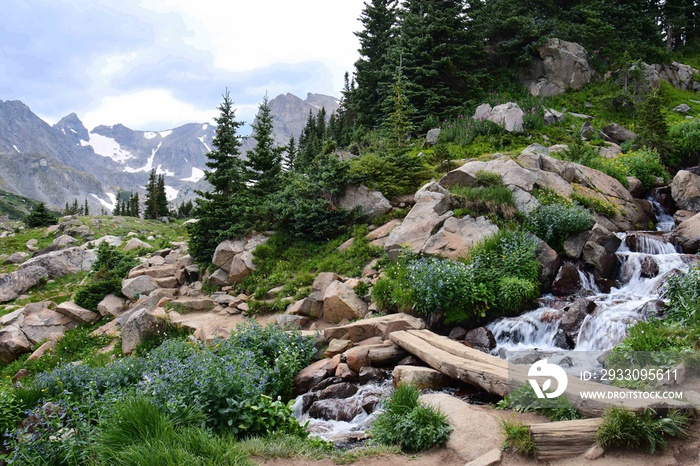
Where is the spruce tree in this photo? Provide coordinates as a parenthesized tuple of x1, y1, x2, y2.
(353, 0, 399, 128)
(156, 174, 169, 218)
(130, 192, 140, 217)
(245, 95, 284, 198)
(84, 199, 89, 216)
(26, 203, 57, 227)
(384, 66, 415, 153)
(144, 169, 158, 219)
(189, 90, 251, 262)
(284, 135, 297, 170)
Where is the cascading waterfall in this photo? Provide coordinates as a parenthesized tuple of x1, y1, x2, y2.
(488, 210, 691, 355)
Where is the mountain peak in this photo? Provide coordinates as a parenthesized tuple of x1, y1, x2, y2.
(54, 112, 89, 144)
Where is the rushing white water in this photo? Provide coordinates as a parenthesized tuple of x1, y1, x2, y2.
(650, 199, 675, 232)
(292, 380, 392, 442)
(488, 228, 691, 354)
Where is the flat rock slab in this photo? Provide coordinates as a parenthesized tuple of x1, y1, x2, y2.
(420, 393, 503, 463)
(324, 313, 426, 342)
(55, 301, 100, 323)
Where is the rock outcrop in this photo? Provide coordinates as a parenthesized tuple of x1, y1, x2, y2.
(0, 266, 48, 303)
(473, 102, 525, 132)
(524, 38, 593, 96)
(671, 169, 700, 212)
(210, 233, 269, 285)
(337, 185, 392, 221)
(19, 247, 97, 279)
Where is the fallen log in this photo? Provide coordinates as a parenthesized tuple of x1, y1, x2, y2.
(530, 418, 603, 461)
(389, 329, 695, 418)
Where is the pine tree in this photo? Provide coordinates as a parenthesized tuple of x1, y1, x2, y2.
(352, 0, 399, 128)
(72, 199, 79, 216)
(129, 192, 140, 217)
(26, 203, 57, 227)
(284, 135, 297, 170)
(189, 90, 251, 262)
(384, 66, 415, 153)
(245, 95, 284, 198)
(144, 170, 158, 219)
(156, 174, 169, 218)
(84, 199, 89, 216)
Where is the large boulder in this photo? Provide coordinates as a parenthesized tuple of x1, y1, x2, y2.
(653, 62, 698, 91)
(121, 275, 159, 300)
(602, 123, 637, 144)
(20, 306, 78, 345)
(533, 235, 561, 291)
(671, 169, 700, 212)
(210, 233, 269, 285)
(0, 325, 32, 364)
(421, 216, 499, 259)
(97, 294, 128, 317)
(473, 102, 525, 132)
(19, 247, 97, 279)
(582, 224, 622, 282)
(55, 301, 100, 324)
(393, 365, 449, 390)
(524, 38, 593, 97)
(121, 307, 168, 354)
(324, 313, 426, 342)
(676, 212, 700, 254)
(322, 281, 368, 324)
(384, 182, 454, 260)
(0, 266, 49, 303)
(337, 185, 392, 221)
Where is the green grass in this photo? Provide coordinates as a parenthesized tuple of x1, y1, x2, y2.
(236, 225, 383, 299)
(596, 408, 690, 454)
(499, 418, 536, 456)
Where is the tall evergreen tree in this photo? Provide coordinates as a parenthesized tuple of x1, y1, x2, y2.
(284, 135, 297, 170)
(84, 199, 89, 216)
(129, 192, 140, 218)
(352, 0, 399, 128)
(156, 174, 169, 218)
(144, 170, 159, 219)
(384, 66, 415, 153)
(189, 90, 251, 261)
(394, 0, 486, 128)
(245, 95, 284, 198)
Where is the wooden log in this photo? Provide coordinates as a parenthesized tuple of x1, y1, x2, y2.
(530, 418, 603, 461)
(390, 329, 695, 418)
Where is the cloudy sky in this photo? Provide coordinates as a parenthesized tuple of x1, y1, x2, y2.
(0, 0, 365, 133)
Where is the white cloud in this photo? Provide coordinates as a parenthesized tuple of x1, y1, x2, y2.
(82, 89, 216, 130)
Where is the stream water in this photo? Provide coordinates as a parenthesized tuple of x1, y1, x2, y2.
(488, 199, 691, 357)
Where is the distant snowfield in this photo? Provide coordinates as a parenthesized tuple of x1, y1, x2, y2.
(165, 186, 179, 201)
(156, 164, 175, 177)
(81, 133, 134, 163)
(90, 192, 117, 210)
(159, 130, 172, 138)
(124, 142, 161, 173)
(198, 135, 211, 152)
(181, 167, 205, 183)
(144, 132, 157, 139)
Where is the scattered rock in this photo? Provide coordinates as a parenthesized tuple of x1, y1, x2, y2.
(0, 266, 49, 303)
(0, 325, 32, 364)
(52, 235, 78, 248)
(464, 448, 502, 466)
(27, 339, 57, 361)
(55, 301, 100, 324)
(4, 252, 29, 264)
(124, 238, 153, 251)
(337, 185, 392, 221)
(426, 128, 441, 145)
(640, 257, 660, 278)
(673, 103, 692, 113)
(675, 212, 700, 253)
(97, 294, 127, 317)
(384, 182, 454, 259)
(448, 327, 467, 340)
(210, 233, 269, 285)
(524, 38, 593, 96)
(322, 281, 368, 324)
(584, 443, 605, 460)
(324, 313, 426, 342)
(19, 247, 97, 279)
(325, 339, 353, 357)
(392, 365, 449, 390)
(421, 216, 499, 259)
(463, 327, 497, 353)
(671, 169, 700, 212)
(121, 307, 168, 354)
(318, 382, 358, 400)
(121, 275, 159, 300)
(551, 263, 582, 296)
(21, 307, 77, 345)
(473, 102, 525, 132)
(602, 123, 636, 144)
(294, 356, 341, 394)
(275, 314, 308, 330)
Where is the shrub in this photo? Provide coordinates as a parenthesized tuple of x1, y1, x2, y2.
(499, 418, 536, 456)
(0, 389, 21, 436)
(474, 170, 503, 187)
(596, 408, 690, 454)
(24, 203, 57, 228)
(371, 384, 451, 452)
(450, 184, 517, 221)
(373, 230, 539, 325)
(669, 118, 700, 166)
(74, 242, 138, 311)
(570, 192, 617, 217)
(497, 384, 581, 421)
(348, 151, 433, 199)
(524, 202, 593, 250)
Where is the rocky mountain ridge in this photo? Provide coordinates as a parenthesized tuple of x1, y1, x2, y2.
(0, 92, 338, 213)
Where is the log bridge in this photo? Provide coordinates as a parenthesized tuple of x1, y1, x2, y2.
(389, 329, 696, 460)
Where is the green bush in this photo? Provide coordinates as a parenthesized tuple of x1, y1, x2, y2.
(371, 384, 451, 452)
(24, 202, 57, 228)
(373, 230, 539, 325)
(349, 151, 433, 199)
(669, 118, 700, 166)
(74, 242, 138, 311)
(0, 388, 21, 436)
(450, 184, 517, 221)
(524, 201, 593, 251)
(596, 408, 690, 454)
(570, 192, 617, 217)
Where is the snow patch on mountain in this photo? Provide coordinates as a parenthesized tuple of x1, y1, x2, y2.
(156, 164, 175, 177)
(181, 167, 205, 183)
(144, 132, 157, 139)
(90, 192, 117, 210)
(124, 142, 161, 173)
(159, 130, 172, 138)
(198, 136, 211, 152)
(165, 186, 179, 201)
(82, 133, 134, 163)
(13, 145, 19, 153)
